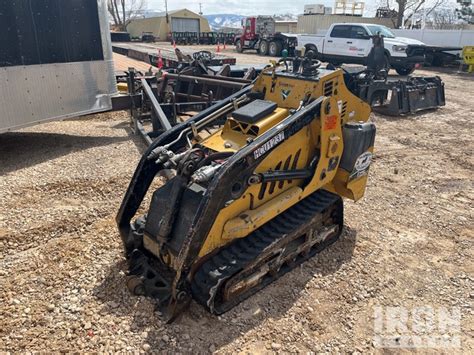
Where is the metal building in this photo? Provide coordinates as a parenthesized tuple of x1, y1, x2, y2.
(0, 0, 116, 134)
(275, 21, 298, 34)
(127, 9, 211, 40)
(297, 14, 395, 34)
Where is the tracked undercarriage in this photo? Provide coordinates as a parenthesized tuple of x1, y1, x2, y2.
(191, 189, 342, 314)
(117, 54, 376, 321)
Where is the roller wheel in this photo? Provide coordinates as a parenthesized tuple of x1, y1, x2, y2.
(126, 275, 146, 296)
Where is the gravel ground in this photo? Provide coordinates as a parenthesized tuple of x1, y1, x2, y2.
(1, 56, 473, 353)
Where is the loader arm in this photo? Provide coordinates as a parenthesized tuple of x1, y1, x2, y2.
(116, 86, 253, 239)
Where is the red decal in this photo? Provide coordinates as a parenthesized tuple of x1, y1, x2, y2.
(324, 115, 337, 130)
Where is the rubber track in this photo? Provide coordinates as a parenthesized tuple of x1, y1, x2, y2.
(190, 189, 342, 314)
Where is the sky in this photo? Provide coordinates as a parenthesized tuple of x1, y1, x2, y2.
(147, 0, 381, 16)
(146, 0, 458, 17)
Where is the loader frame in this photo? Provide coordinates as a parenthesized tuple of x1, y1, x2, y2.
(116, 88, 330, 320)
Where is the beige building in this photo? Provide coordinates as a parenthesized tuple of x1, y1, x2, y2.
(297, 14, 395, 34)
(127, 9, 211, 40)
(275, 21, 298, 34)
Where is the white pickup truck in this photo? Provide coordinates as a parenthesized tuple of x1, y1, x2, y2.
(297, 23, 427, 75)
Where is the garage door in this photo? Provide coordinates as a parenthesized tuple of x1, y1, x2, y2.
(171, 17, 200, 32)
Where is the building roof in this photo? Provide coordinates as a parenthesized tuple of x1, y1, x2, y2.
(144, 9, 201, 19)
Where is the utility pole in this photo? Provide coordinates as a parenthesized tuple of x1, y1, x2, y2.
(199, 3, 203, 16)
(165, 0, 170, 34)
(422, 0, 426, 29)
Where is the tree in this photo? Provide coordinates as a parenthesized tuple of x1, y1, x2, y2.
(108, 0, 147, 31)
(396, 0, 445, 28)
(456, 0, 474, 23)
(376, 0, 446, 28)
(432, 7, 458, 29)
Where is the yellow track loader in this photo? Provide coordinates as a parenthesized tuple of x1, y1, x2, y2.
(116, 54, 376, 321)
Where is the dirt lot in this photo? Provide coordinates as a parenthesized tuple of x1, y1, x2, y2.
(1, 49, 473, 353)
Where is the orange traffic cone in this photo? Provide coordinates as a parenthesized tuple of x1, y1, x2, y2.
(173, 40, 176, 49)
(157, 49, 163, 69)
(223, 42, 226, 50)
(216, 42, 221, 53)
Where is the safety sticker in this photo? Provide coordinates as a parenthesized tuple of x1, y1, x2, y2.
(324, 115, 338, 130)
(253, 132, 285, 159)
(349, 151, 373, 181)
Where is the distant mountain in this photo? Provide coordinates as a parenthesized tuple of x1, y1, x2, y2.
(204, 14, 245, 31)
(205, 14, 300, 31)
(273, 13, 298, 21)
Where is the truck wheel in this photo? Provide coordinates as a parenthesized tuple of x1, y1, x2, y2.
(305, 45, 318, 57)
(395, 66, 415, 76)
(268, 41, 282, 57)
(235, 41, 243, 53)
(259, 40, 269, 56)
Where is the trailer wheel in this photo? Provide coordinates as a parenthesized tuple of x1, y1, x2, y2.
(235, 40, 243, 53)
(268, 41, 282, 57)
(259, 40, 269, 56)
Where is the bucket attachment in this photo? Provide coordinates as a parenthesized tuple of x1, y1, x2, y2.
(344, 34, 446, 116)
(361, 76, 445, 116)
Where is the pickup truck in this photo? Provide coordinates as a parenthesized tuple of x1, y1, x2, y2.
(297, 23, 428, 75)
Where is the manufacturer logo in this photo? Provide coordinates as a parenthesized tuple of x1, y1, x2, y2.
(354, 151, 372, 171)
(349, 151, 373, 181)
(253, 132, 285, 159)
(281, 89, 291, 100)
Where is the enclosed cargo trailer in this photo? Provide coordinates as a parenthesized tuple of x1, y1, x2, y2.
(0, 0, 117, 133)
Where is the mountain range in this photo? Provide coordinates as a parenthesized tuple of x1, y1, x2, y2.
(204, 14, 299, 31)
(204, 14, 245, 31)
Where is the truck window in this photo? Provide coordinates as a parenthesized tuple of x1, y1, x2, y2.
(350, 26, 369, 39)
(366, 25, 395, 38)
(330, 25, 351, 38)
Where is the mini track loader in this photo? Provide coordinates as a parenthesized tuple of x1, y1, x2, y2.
(117, 54, 376, 321)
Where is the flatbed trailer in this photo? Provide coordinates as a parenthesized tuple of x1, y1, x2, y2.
(423, 46, 463, 66)
(112, 43, 236, 69)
